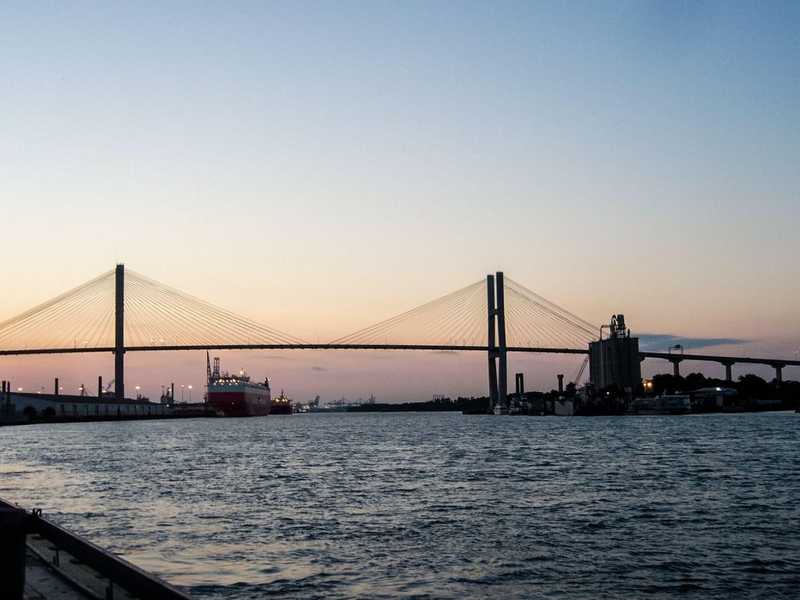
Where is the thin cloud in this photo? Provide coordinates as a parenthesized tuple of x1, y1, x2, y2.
(248, 354, 294, 361)
(638, 334, 747, 352)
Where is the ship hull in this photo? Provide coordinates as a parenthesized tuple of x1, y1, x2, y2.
(269, 402, 292, 415)
(207, 392, 271, 417)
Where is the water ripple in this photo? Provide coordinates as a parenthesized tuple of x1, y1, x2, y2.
(1, 412, 799, 598)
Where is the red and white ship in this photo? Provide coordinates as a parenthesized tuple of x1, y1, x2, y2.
(206, 354, 271, 417)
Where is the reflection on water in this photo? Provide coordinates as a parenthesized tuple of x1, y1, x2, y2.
(1, 412, 799, 599)
(0, 461, 100, 514)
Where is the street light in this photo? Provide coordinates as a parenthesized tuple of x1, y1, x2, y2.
(188, 385, 193, 402)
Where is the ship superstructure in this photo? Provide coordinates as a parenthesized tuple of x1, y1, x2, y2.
(270, 389, 293, 415)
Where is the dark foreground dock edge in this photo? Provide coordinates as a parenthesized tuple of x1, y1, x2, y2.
(0, 497, 192, 600)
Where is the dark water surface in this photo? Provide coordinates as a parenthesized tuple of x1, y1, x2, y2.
(1, 412, 799, 599)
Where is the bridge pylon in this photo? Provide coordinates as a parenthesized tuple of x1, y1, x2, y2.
(487, 275, 498, 409)
(486, 272, 508, 412)
(114, 264, 125, 401)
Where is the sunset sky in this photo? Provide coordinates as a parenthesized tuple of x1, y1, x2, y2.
(2, 2, 798, 400)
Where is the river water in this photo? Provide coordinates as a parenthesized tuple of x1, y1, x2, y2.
(1, 412, 798, 599)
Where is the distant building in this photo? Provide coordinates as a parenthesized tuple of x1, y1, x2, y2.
(1, 391, 169, 420)
(691, 387, 737, 411)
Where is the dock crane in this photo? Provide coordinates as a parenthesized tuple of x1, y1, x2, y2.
(573, 356, 589, 386)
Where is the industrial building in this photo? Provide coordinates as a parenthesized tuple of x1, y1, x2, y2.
(589, 314, 642, 393)
(0, 386, 170, 423)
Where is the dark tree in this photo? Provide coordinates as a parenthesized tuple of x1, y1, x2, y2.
(737, 374, 771, 400)
(684, 372, 708, 391)
(652, 373, 685, 395)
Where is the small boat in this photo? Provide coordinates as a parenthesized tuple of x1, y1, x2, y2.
(270, 390, 293, 415)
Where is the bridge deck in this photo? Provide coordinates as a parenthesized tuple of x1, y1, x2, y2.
(0, 344, 797, 367)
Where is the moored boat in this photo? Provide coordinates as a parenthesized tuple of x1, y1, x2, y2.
(206, 354, 271, 417)
(270, 390, 293, 415)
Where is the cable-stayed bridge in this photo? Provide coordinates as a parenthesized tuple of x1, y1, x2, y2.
(0, 265, 797, 404)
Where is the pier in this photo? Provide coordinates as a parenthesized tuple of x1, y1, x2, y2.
(0, 383, 214, 426)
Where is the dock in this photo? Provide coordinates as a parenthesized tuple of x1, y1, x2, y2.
(0, 385, 214, 427)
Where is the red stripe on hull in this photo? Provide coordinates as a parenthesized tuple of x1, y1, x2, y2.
(207, 392, 271, 417)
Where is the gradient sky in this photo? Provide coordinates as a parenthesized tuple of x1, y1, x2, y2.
(1, 1, 798, 400)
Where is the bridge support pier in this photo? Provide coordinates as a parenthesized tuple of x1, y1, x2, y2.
(114, 264, 125, 402)
(722, 360, 734, 383)
(671, 358, 682, 378)
(486, 272, 508, 412)
(775, 364, 784, 386)
(515, 373, 525, 396)
(496, 272, 508, 408)
(486, 275, 498, 411)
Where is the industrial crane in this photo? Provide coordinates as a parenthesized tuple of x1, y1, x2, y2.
(573, 356, 589, 386)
